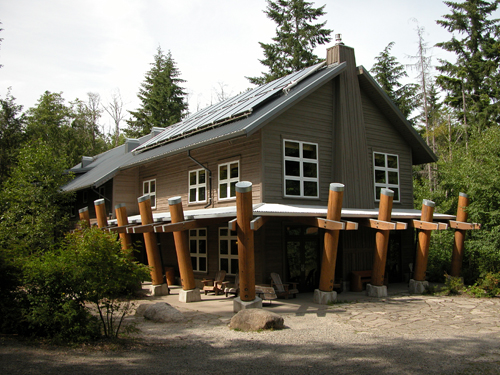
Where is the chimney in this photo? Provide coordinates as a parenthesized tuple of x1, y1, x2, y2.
(124, 139, 140, 153)
(151, 127, 164, 137)
(81, 156, 94, 168)
(326, 34, 357, 68)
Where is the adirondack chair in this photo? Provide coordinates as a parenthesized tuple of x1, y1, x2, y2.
(202, 270, 227, 295)
(270, 272, 299, 299)
(224, 274, 239, 297)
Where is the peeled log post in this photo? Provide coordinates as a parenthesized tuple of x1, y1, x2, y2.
(168, 197, 196, 291)
(236, 181, 256, 302)
(450, 193, 469, 277)
(78, 207, 90, 228)
(413, 199, 435, 281)
(371, 189, 394, 286)
(138, 195, 164, 286)
(115, 203, 132, 252)
(318, 183, 344, 292)
(94, 199, 108, 228)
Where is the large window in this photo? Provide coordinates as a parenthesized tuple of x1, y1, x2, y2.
(373, 152, 400, 202)
(189, 169, 207, 204)
(218, 161, 239, 200)
(219, 227, 238, 275)
(189, 228, 207, 272)
(283, 139, 319, 198)
(143, 179, 156, 208)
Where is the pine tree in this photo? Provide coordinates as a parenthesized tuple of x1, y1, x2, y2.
(247, 0, 332, 85)
(436, 0, 500, 136)
(125, 47, 188, 138)
(371, 42, 419, 121)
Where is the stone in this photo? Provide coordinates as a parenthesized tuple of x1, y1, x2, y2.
(229, 309, 284, 332)
(138, 302, 185, 323)
(179, 288, 201, 303)
(409, 279, 429, 294)
(233, 297, 262, 312)
(366, 284, 388, 298)
(143, 283, 169, 296)
(313, 289, 337, 304)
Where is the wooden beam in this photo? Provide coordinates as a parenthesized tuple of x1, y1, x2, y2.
(414, 200, 435, 281)
(412, 220, 449, 230)
(449, 220, 481, 230)
(115, 203, 133, 253)
(228, 218, 237, 231)
(250, 216, 268, 231)
(342, 220, 359, 230)
(317, 217, 345, 230)
(154, 220, 198, 233)
(364, 219, 407, 230)
(371, 189, 394, 286)
(108, 224, 135, 233)
(94, 199, 108, 228)
(78, 207, 90, 228)
(126, 223, 157, 234)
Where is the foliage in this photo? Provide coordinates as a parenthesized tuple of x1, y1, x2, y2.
(467, 272, 500, 297)
(125, 47, 188, 138)
(247, 0, 332, 85)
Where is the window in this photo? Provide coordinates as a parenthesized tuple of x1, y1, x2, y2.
(82, 191, 88, 204)
(143, 179, 156, 208)
(188, 169, 207, 204)
(219, 227, 238, 275)
(218, 161, 239, 200)
(189, 228, 207, 272)
(283, 139, 319, 198)
(373, 152, 400, 202)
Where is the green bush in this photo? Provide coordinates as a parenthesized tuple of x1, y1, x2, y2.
(468, 272, 500, 297)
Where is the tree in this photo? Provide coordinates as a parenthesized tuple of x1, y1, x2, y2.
(436, 0, 500, 137)
(104, 89, 126, 147)
(0, 21, 3, 68)
(247, 0, 332, 85)
(371, 42, 419, 121)
(125, 47, 188, 138)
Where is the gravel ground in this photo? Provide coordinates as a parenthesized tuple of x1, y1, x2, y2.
(1, 292, 500, 375)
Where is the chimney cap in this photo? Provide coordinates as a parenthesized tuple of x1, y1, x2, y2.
(335, 34, 344, 45)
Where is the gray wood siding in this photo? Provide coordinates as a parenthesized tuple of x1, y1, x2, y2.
(361, 88, 414, 208)
(113, 167, 140, 216)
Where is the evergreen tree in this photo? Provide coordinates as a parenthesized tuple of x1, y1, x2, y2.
(125, 47, 188, 138)
(436, 0, 500, 135)
(247, 0, 332, 85)
(371, 42, 419, 121)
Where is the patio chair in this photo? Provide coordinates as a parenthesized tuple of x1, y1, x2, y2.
(202, 270, 227, 295)
(270, 272, 299, 299)
(224, 274, 239, 297)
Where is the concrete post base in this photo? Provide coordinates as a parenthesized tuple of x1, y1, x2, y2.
(233, 297, 263, 313)
(179, 288, 201, 303)
(313, 289, 337, 304)
(366, 284, 387, 298)
(144, 283, 169, 296)
(409, 279, 428, 294)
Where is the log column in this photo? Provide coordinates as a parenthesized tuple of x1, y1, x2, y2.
(115, 203, 132, 252)
(233, 181, 262, 312)
(94, 199, 108, 228)
(78, 207, 91, 228)
(371, 189, 394, 287)
(413, 199, 435, 281)
(450, 192, 469, 277)
(137, 195, 164, 287)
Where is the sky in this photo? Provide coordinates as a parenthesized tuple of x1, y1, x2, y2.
(0, 0, 465, 133)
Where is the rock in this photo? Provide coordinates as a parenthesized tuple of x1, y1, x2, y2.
(138, 302, 185, 323)
(229, 309, 284, 331)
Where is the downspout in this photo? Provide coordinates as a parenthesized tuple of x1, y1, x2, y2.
(187, 150, 212, 208)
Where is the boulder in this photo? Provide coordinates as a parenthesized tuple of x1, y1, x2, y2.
(137, 302, 185, 323)
(229, 309, 284, 331)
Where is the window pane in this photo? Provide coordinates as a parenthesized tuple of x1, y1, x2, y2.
(393, 188, 400, 201)
(190, 240, 197, 253)
(231, 259, 239, 274)
(286, 179, 300, 196)
(220, 258, 228, 273)
(285, 160, 300, 176)
(199, 240, 206, 254)
(191, 257, 197, 270)
(302, 143, 317, 159)
(376, 186, 382, 200)
(374, 153, 385, 167)
(230, 239, 238, 255)
(303, 162, 317, 178)
(220, 183, 228, 198)
(150, 195, 156, 207)
(388, 171, 399, 184)
(230, 229, 236, 236)
(220, 165, 228, 180)
(143, 182, 149, 194)
(285, 141, 300, 157)
(387, 155, 398, 169)
(220, 228, 228, 237)
(199, 187, 206, 201)
(230, 181, 237, 197)
(189, 230, 196, 236)
(304, 181, 317, 197)
(150, 180, 156, 193)
(199, 229, 206, 237)
(189, 171, 196, 185)
(189, 188, 196, 202)
(230, 163, 239, 178)
(199, 170, 205, 184)
(220, 240, 228, 255)
(375, 170, 386, 183)
(199, 257, 207, 272)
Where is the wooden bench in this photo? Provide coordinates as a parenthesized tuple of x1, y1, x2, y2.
(351, 270, 388, 292)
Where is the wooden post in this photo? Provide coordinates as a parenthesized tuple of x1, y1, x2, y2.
(236, 181, 256, 302)
(371, 189, 394, 286)
(413, 199, 435, 281)
(138, 195, 164, 286)
(450, 192, 469, 277)
(318, 183, 344, 292)
(94, 199, 108, 228)
(115, 203, 132, 252)
(168, 197, 196, 291)
(78, 207, 90, 228)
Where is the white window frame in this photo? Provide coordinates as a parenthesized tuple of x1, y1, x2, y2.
(219, 227, 238, 275)
(373, 152, 400, 203)
(189, 228, 207, 273)
(283, 139, 319, 198)
(143, 179, 157, 209)
(218, 161, 239, 201)
(188, 168, 207, 204)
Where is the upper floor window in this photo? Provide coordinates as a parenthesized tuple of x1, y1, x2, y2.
(189, 169, 207, 204)
(143, 179, 156, 208)
(219, 227, 238, 275)
(190, 228, 207, 272)
(373, 152, 400, 202)
(283, 139, 319, 198)
(218, 161, 239, 200)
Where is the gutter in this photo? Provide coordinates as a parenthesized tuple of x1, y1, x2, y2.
(188, 150, 213, 208)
